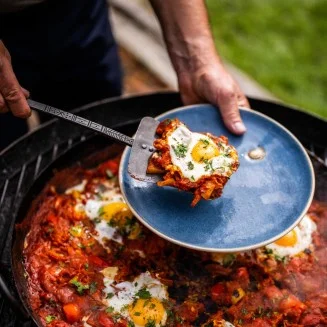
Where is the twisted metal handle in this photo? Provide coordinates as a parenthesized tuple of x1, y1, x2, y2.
(27, 99, 134, 147)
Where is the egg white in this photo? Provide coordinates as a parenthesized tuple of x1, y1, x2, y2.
(65, 179, 87, 194)
(265, 214, 317, 257)
(73, 187, 125, 245)
(168, 125, 235, 181)
(103, 272, 168, 327)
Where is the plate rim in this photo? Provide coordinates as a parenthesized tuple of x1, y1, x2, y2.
(119, 104, 315, 252)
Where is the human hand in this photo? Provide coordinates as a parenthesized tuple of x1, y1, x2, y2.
(178, 60, 250, 135)
(0, 40, 31, 118)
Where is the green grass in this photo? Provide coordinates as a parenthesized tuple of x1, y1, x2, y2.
(206, 0, 327, 119)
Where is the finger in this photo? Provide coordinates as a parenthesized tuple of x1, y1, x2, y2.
(238, 94, 250, 109)
(21, 87, 30, 98)
(0, 57, 31, 118)
(0, 93, 9, 113)
(217, 87, 246, 135)
(235, 85, 250, 109)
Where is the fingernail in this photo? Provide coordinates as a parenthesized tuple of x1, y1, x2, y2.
(232, 122, 246, 134)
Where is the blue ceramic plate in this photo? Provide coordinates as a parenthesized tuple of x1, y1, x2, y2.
(119, 105, 314, 252)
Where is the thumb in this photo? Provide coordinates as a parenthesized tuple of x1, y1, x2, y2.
(217, 88, 246, 135)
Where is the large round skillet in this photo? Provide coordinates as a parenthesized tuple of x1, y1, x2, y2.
(1, 96, 326, 325)
(6, 128, 327, 326)
(9, 136, 327, 326)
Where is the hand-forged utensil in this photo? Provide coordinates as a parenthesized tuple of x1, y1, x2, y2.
(27, 99, 160, 182)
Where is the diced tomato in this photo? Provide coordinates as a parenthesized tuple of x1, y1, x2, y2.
(177, 301, 205, 322)
(263, 286, 283, 301)
(243, 318, 272, 327)
(47, 213, 58, 225)
(63, 303, 81, 323)
(234, 267, 250, 288)
(88, 255, 108, 268)
(98, 160, 119, 176)
(279, 294, 306, 311)
(301, 309, 325, 326)
(98, 312, 115, 327)
(211, 283, 226, 302)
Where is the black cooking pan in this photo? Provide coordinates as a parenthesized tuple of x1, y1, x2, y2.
(0, 98, 326, 326)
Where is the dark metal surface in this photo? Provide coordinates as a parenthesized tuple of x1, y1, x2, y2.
(0, 91, 326, 327)
(28, 99, 134, 147)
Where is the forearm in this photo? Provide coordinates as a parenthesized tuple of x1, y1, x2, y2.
(150, 0, 220, 75)
(151, 0, 249, 135)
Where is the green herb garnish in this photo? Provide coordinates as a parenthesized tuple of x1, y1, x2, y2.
(172, 143, 187, 158)
(135, 287, 151, 299)
(187, 161, 194, 170)
(69, 225, 83, 237)
(98, 206, 105, 216)
(70, 277, 89, 295)
(223, 253, 236, 267)
(93, 217, 101, 224)
(106, 306, 114, 313)
(145, 320, 156, 327)
(200, 138, 210, 148)
(90, 281, 98, 294)
(45, 315, 56, 323)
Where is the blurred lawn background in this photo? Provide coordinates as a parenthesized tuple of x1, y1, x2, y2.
(206, 0, 326, 119)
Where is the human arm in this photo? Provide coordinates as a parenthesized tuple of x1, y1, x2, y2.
(0, 40, 31, 118)
(150, 0, 249, 134)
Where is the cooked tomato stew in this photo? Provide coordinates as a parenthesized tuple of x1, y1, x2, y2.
(23, 156, 327, 327)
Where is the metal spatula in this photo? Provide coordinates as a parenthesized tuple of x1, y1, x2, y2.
(27, 99, 160, 182)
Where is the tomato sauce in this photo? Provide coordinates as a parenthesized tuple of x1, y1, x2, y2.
(23, 157, 327, 327)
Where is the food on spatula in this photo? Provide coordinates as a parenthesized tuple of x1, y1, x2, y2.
(147, 118, 239, 206)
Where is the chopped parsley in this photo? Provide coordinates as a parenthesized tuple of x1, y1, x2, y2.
(264, 248, 273, 255)
(128, 322, 136, 327)
(204, 159, 214, 172)
(121, 304, 129, 312)
(274, 254, 287, 263)
(145, 320, 156, 327)
(190, 175, 195, 181)
(187, 161, 194, 170)
(89, 281, 98, 294)
(200, 138, 210, 148)
(98, 206, 105, 216)
(84, 263, 89, 270)
(135, 287, 151, 299)
(134, 312, 141, 316)
(70, 277, 89, 295)
(93, 217, 101, 224)
(223, 253, 236, 267)
(69, 225, 83, 237)
(241, 307, 248, 315)
(106, 292, 114, 299)
(45, 315, 56, 323)
(106, 306, 114, 313)
(172, 143, 188, 158)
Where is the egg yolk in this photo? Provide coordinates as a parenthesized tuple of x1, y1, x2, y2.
(274, 229, 298, 247)
(191, 139, 219, 163)
(101, 202, 133, 223)
(129, 298, 165, 326)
